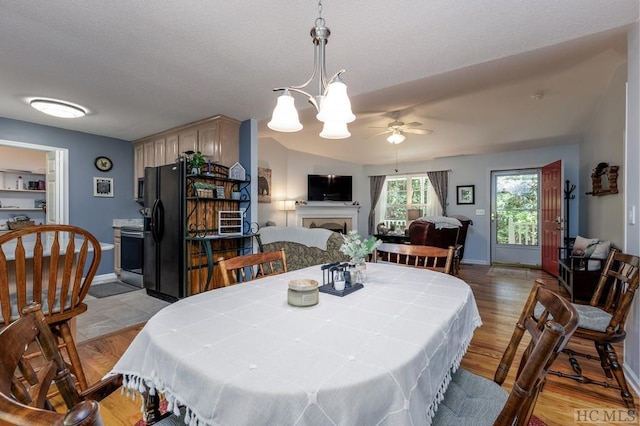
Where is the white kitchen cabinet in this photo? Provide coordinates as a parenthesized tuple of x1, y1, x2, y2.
(165, 134, 179, 164)
(134, 143, 144, 196)
(143, 141, 155, 168)
(132, 115, 240, 199)
(178, 129, 198, 154)
(198, 116, 239, 166)
(154, 138, 165, 166)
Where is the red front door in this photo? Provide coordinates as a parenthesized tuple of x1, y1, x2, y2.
(541, 160, 562, 276)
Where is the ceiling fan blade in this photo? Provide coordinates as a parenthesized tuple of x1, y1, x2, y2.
(404, 122, 423, 128)
(404, 128, 432, 135)
(368, 126, 390, 129)
(372, 130, 392, 137)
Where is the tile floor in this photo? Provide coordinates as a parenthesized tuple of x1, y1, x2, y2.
(76, 284, 170, 342)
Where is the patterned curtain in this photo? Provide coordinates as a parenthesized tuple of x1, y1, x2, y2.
(368, 175, 386, 235)
(427, 170, 449, 216)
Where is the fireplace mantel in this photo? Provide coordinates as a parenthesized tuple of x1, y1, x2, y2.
(295, 204, 359, 233)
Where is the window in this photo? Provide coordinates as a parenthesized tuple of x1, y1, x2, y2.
(378, 174, 442, 232)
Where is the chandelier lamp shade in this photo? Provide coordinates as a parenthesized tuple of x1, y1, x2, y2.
(268, 1, 355, 139)
(387, 130, 406, 144)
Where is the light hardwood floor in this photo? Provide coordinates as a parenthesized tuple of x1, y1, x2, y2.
(76, 264, 639, 426)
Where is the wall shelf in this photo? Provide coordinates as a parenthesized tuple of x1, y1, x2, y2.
(585, 164, 619, 196)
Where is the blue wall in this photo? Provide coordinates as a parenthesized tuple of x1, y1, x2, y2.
(0, 117, 141, 275)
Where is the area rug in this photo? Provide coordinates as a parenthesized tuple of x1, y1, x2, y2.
(487, 266, 531, 280)
(134, 399, 548, 426)
(87, 281, 140, 298)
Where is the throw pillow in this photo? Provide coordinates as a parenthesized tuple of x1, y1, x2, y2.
(588, 240, 611, 270)
(572, 236, 599, 257)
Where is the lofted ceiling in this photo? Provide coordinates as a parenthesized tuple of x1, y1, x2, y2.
(0, 1, 636, 165)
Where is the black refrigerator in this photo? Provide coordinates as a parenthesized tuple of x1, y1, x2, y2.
(143, 162, 185, 301)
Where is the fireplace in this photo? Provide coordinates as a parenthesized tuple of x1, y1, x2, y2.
(302, 218, 351, 233)
(295, 205, 359, 233)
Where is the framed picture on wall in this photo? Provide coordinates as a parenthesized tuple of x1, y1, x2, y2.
(258, 167, 271, 203)
(93, 177, 114, 197)
(456, 185, 475, 205)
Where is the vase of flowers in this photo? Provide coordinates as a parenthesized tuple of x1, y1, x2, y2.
(339, 231, 381, 284)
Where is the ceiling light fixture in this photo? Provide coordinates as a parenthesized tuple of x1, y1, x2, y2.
(387, 130, 406, 144)
(268, 1, 355, 139)
(29, 98, 87, 118)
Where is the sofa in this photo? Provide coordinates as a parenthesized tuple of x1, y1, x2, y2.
(257, 226, 349, 271)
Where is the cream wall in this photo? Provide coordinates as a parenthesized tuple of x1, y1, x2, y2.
(257, 137, 367, 233)
(580, 63, 627, 247)
(0, 145, 46, 172)
(257, 137, 289, 226)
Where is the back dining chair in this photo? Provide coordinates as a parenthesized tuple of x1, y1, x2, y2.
(547, 247, 640, 410)
(433, 280, 579, 425)
(217, 248, 288, 286)
(0, 224, 101, 392)
(0, 303, 122, 426)
(373, 242, 455, 274)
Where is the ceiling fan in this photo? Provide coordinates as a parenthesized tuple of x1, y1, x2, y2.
(370, 113, 433, 144)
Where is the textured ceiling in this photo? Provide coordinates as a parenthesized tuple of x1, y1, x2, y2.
(0, 1, 636, 164)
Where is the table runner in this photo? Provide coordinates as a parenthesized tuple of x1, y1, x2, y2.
(110, 262, 482, 425)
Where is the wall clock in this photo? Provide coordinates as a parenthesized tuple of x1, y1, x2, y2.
(94, 156, 113, 172)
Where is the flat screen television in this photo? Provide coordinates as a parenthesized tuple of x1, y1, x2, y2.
(307, 174, 352, 201)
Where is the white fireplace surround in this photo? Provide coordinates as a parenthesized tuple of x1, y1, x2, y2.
(295, 204, 359, 233)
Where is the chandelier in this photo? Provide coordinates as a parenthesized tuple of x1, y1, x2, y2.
(387, 130, 406, 144)
(267, 1, 355, 139)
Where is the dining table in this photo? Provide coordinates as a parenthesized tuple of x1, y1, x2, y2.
(109, 262, 482, 426)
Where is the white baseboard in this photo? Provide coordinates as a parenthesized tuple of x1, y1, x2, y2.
(623, 363, 640, 398)
(460, 259, 490, 266)
(92, 273, 118, 284)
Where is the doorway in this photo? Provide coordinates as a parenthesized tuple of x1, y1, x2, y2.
(490, 169, 541, 266)
(0, 139, 67, 224)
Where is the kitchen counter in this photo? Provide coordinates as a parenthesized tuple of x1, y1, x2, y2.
(112, 218, 143, 230)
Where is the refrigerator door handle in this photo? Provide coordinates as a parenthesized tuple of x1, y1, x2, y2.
(156, 199, 165, 241)
(151, 199, 161, 242)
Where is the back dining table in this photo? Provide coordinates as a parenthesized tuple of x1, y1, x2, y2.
(109, 262, 482, 426)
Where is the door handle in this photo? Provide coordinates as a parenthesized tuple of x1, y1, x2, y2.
(151, 199, 160, 243)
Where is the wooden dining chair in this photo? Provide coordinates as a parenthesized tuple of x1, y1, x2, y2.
(373, 242, 455, 274)
(433, 280, 579, 425)
(217, 248, 288, 286)
(0, 224, 102, 392)
(0, 303, 122, 426)
(548, 248, 640, 410)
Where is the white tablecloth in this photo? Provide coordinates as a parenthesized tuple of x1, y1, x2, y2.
(110, 262, 482, 426)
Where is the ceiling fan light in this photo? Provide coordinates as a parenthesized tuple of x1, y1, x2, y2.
(387, 131, 406, 144)
(316, 80, 355, 124)
(319, 121, 351, 139)
(267, 90, 303, 132)
(29, 98, 86, 118)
